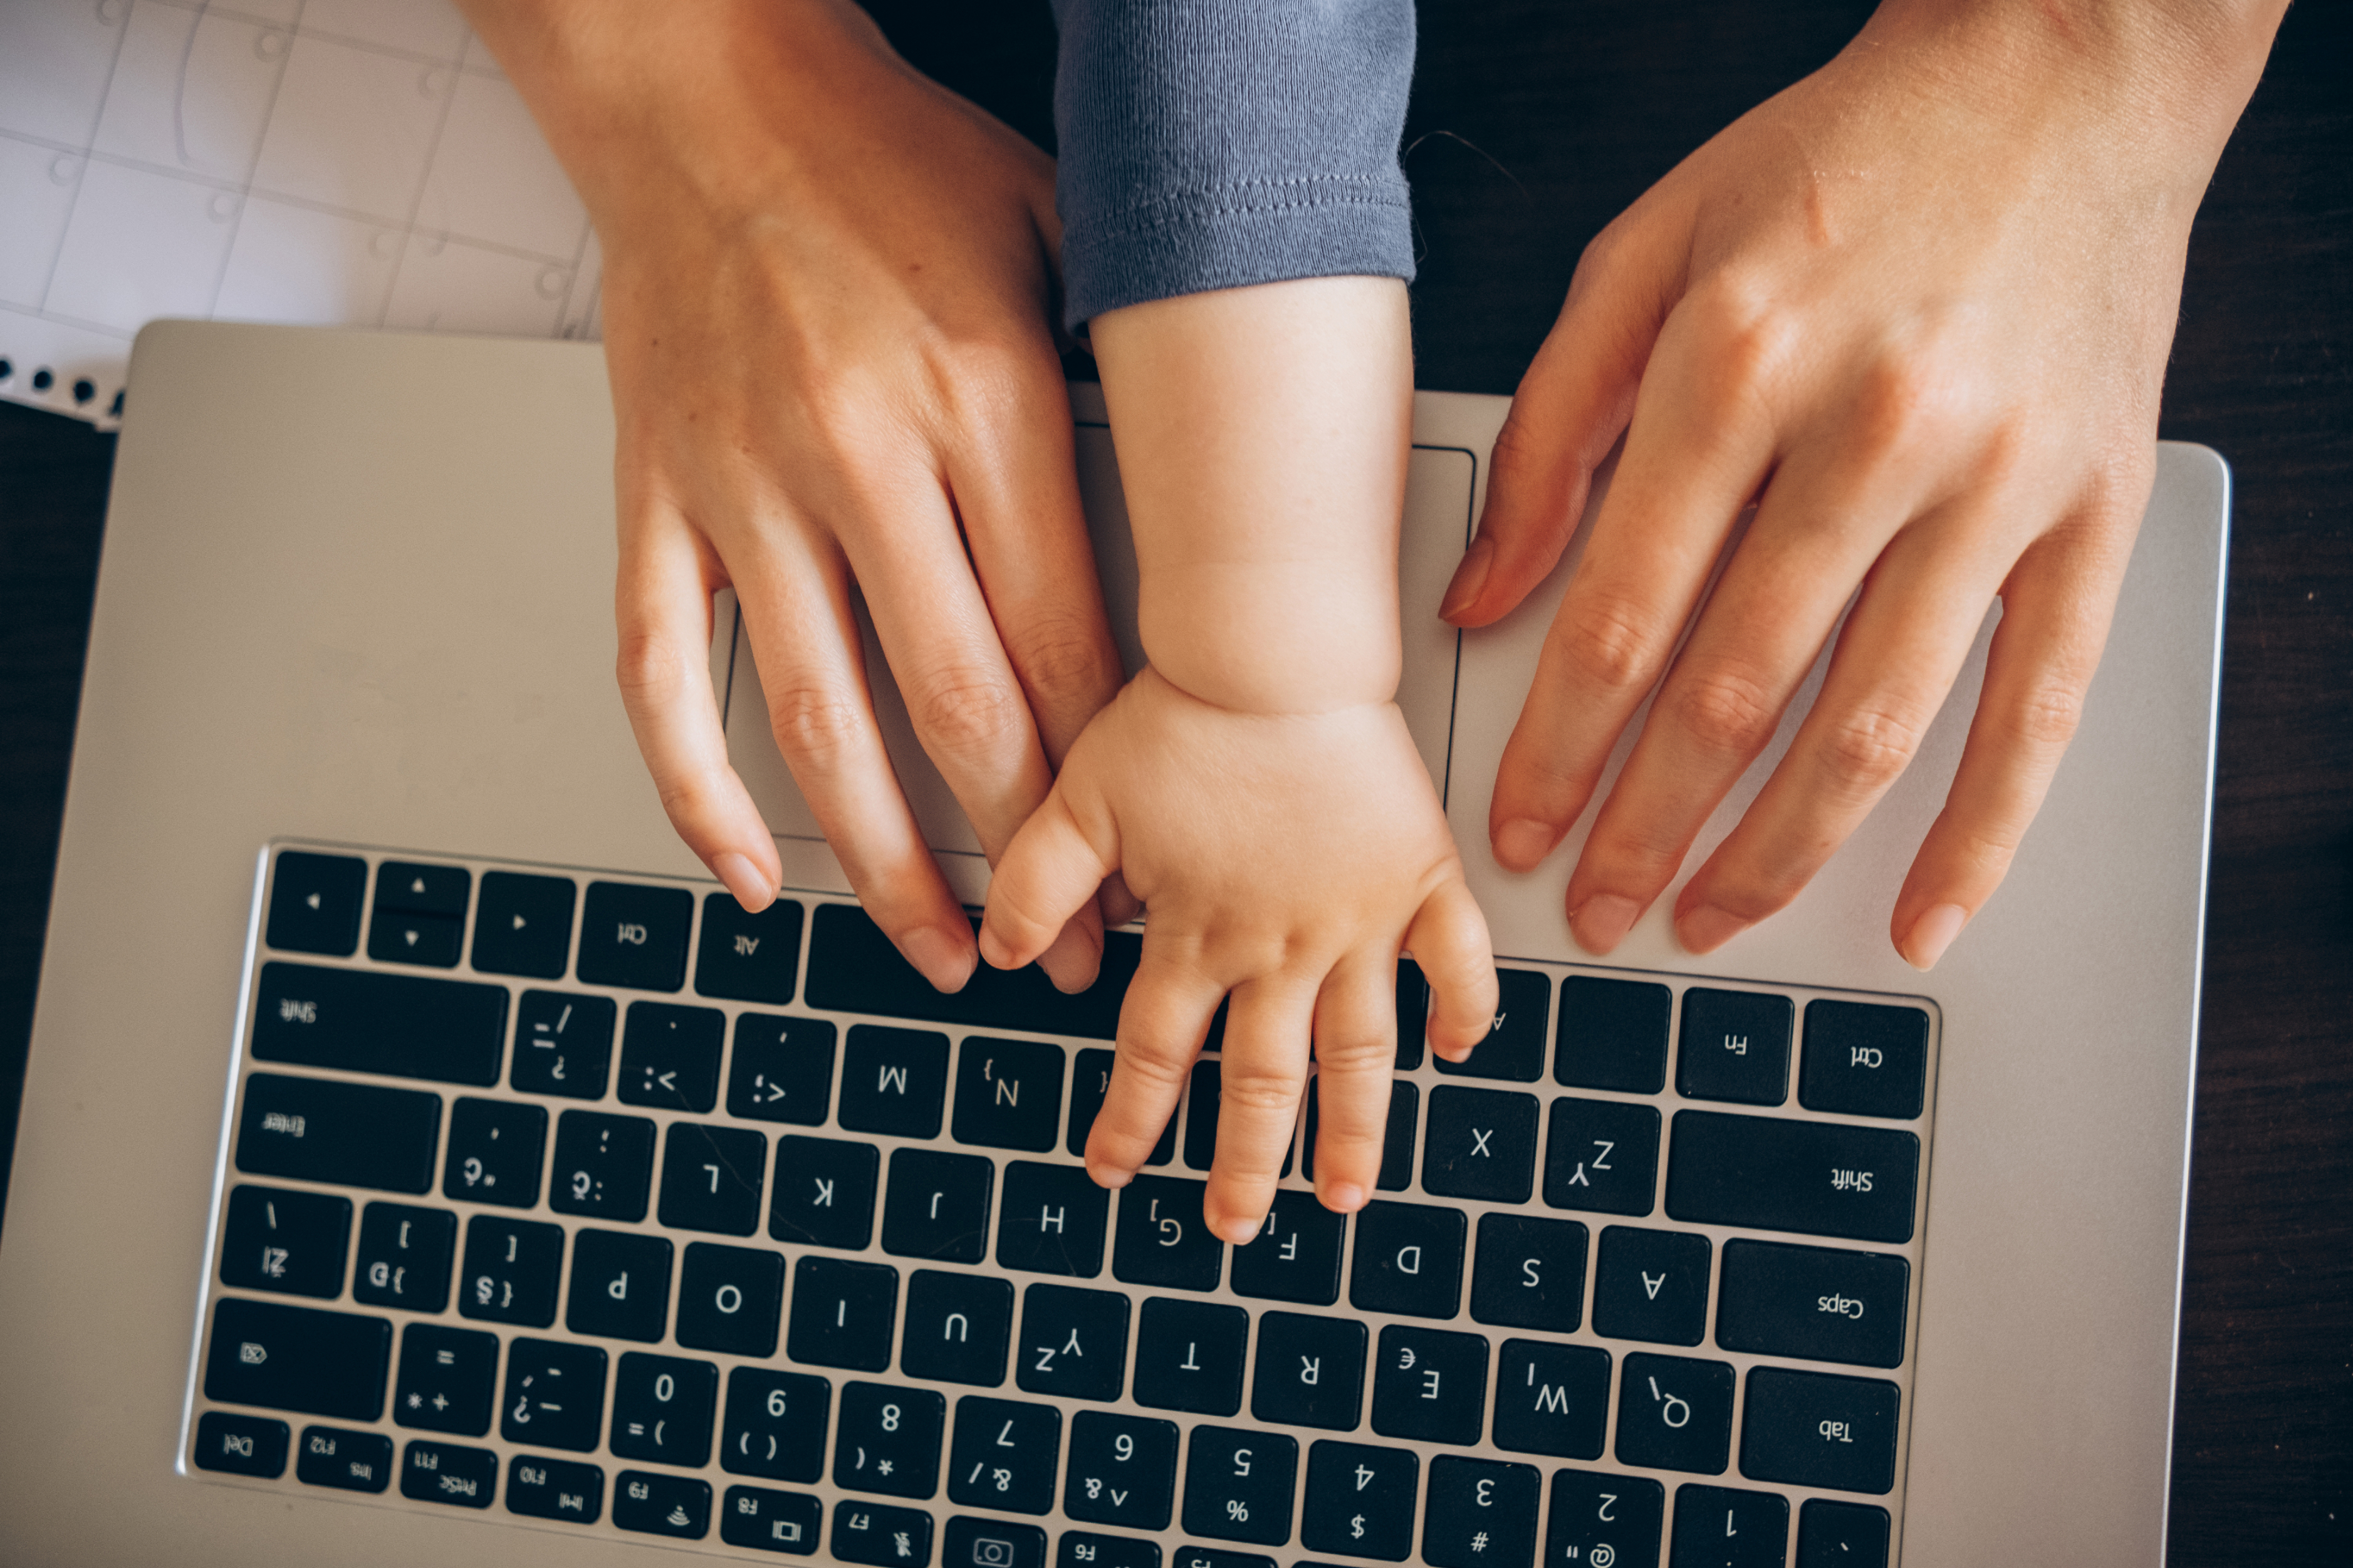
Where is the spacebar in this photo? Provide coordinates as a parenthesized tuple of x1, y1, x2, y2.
(804, 903, 1140, 1039)
(1664, 1109, 1921, 1244)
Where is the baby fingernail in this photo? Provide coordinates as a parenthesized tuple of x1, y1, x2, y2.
(1901, 903, 1969, 971)
(1494, 817, 1558, 871)
(711, 851, 773, 912)
(1085, 1160, 1135, 1191)
(1322, 1183, 1368, 1214)
(902, 925, 976, 993)
(1568, 893, 1640, 953)
(1677, 903, 1748, 953)
(1439, 536, 1496, 622)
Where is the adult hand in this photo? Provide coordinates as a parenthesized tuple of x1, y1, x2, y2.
(1439, 0, 2283, 968)
(464, 0, 1127, 990)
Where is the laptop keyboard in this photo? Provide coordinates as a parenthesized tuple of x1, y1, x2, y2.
(184, 844, 1937, 1568)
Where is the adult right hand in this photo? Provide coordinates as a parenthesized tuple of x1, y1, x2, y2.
(465, 0, 1127, 992)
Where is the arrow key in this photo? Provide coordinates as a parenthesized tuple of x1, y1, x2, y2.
(474, 871, 578, 979)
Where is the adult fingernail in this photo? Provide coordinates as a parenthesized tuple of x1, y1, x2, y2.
(1568, 893, 1641, 953)
(1321, 1182, 1368, 1215)
(1494, 817, 1558, 871)
(711, 852, 773, 912)
(1085, 1160, 1135, 1191)
(1208, 1212, 1263, 1247)
(1677, 903, 1748, 953)
(1439, 536, 1496, 622)
(1901, 903, 1969, 970)
(977, 922, 1017, 971)
(903, 925, 976, 993)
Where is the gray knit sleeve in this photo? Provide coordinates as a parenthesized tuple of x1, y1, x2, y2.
(1050, 0, 1417, 331)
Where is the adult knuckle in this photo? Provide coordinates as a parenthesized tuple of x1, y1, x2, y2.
(1673, 666, 1779, 759)
(1999, 678, 2086, 753)
(910, 663, 1030, 762)
(1848, 352, 1962, 465)
(1008, 610, 1117, 710)
(1818, 703, 1928, 796)
(1554, 591, 1663, 694)
(766, 682, 867, 769)
(613, 628, 688, 705)
(1686, 277, 1796, 398)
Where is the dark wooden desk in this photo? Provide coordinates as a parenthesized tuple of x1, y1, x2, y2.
(1, 3, 2344, 1561)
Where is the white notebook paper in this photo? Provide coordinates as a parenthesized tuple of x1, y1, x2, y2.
(1, 0, 602, 427)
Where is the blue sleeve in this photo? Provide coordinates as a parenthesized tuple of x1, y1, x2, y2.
(1050, 0, 1417, 331)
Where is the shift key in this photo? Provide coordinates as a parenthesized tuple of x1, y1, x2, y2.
(237, 1073, 442, 1193)
(253, 962, 508, 1085)
(1664, 1111, 1919, 1245)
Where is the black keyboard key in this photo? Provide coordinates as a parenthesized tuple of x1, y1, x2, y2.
(194, 1410, 290, 1477)
(1676, 989, 1794, 1106)
(1300, 1439, 1417, 1560)
(1300, 1077, 1418, 1193)
(1543, 1096, 1660, 1217)
(947, 1517, 1047, 1568)
(840, 1025, 953, 1138)
(296, 1424, 393, 1492)
(1230, 1189, 1345, 1305)
(220, 1184, 350, 1297)
(1491, 1339, 1611, 1460)
(723, 1485, 823, 1554)
(205, 1298, 389, 1421)
(723, 1368, 832, 1482)
(1423, 1456, 1541, 1568)
(564, 1228, 672, 1341)
(393, 1322, 498, 1435)
(1614, 1353, 1735, 1474)
(1436, 967, 1550, 1083)
(402, 1440, 498, 1507)
(1737, 1366, 1900, 1495)
(696, 891, 805, 1004)
(1349, 1201, 1466, 1319)
(370, 863, 469, 966)
(1181, 1059, 1293, 1176)
(1113, 1176, 1224, 1291)
(1180, 1426, 1295, 1547)
(1060, 1532, 1159, 1568)
(904, 1269, 1015, 1386)
(579, 880, 694, 991)
(1548, 1469, 1664, 1568)
(836, 1381, 947, 1498)
(443, 1096, 547, 1208)
(369, 909, 463, 967)
(1798, 1001, 1929, 1120)
(947, 1396, 1062, 1513)
(835, 1499, 937, 1567)
(550, 1109, 656, 1222)
(1133, 1296, 1249, 1416)
(1555, 976, 1671, 1093)
(1593, 1226, 1711, 1346)
(996, 1160, 1110, 1277)
(808, 902, 1141, 1039)
(376, 859, 469, 916)
(1064, 1411, 1179, 1530)
(1068, 1048, 1177, 1165)
(728, 1014, 838, 1124)
(611, 1351, 719, 1467)
(1667, 1485, 1787, 1568)
(239, 1075, 444, 1199)
(1422, 1087, 1540, 1202)
(1369, 1324, 1488, 1444)
(508, 1453, 604, 1524)
(952, 1036, 1067, 1152)
(1715, 1238, 1909, 1368)
(883, 1148, 996, 1262)
(501, 1337, 608, 1451)
(1796, 1500, 1890, 1567)
(618, 1000, 726, 1111)
(266, 851, 365, 955)
(1250, 1311, 1365, 1431)
(511, 990, 615, 1098)
(472, 871, 577, 979)
(1016, 1284, 1130, 1401)
(458, 1215, 564, 1327)
(660, 1121, 769, 1235)
(254, 963, 506, 1084)
(1666, 1111, 1921, 1244)
(353, 1202, 456, 1312)
(678, 1241, 787, 1357)
(1395, 959, 1428, 1071)
(789, 1256, 900, 1371)
(771, 1135, 880, 1249)
(616, 1468, 712, 1539)
(1469, 1213, 1587, 1332)
(1172, 1547, 1273, 1568)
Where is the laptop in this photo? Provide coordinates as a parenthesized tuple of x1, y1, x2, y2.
(0, 320, 2227, 1567)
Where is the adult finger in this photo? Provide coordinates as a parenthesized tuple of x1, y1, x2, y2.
(728, 538, 977, 992)
(1484, 284, 1782, 881)
(979, 781, 1117, 976)
(1669, 495, 2024, 953)
(613, 501, 783, 911)
(1886, 492, 2138, 968)
(1306, 949, 1399, 1213)
(1088, 948, 1225, 1186)
(1203, 975, 1320, 1245)
(1407, 877, 1500, 1063)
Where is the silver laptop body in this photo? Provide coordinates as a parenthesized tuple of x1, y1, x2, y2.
(0, 321, 2226, 1565)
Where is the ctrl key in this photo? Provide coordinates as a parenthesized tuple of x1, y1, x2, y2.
(723, 1485, 823, 1554)
(192, 1411, 289, 1478)
(508, 1454, 605, 1524)
(400, 1440, 497, 1508)
(833, 1499, 936, 1567)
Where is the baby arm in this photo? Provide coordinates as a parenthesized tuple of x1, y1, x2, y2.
(979, 276, 1500, 1243)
